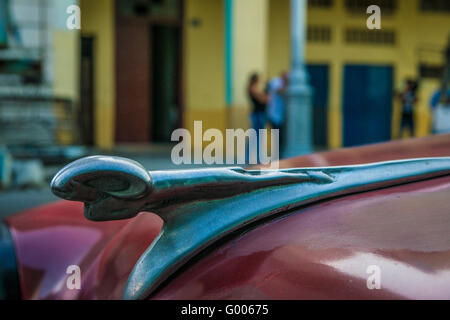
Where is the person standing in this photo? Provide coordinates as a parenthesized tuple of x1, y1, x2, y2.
(267, 72, 288, 152)
(397, 79, 418, 138)
(247, 73, 269, 163)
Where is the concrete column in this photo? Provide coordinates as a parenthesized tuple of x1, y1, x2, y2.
(283, 0, 312, 157)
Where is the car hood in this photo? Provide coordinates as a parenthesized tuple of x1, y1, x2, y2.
(4, 201, 162, 299)
(3, 134, 450, 299)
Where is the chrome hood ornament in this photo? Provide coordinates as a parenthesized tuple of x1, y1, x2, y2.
(51, 156, 450, 300)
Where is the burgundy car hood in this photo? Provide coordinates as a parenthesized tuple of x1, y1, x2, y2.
(4, 134, 450, 299)
(4, 202, 162, 299)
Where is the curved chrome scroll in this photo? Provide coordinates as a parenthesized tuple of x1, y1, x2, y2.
(50, 156, 450, 299)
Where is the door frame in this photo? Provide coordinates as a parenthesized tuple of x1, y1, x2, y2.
(79, 35, 95, 145)
(114, 0, 185, 143)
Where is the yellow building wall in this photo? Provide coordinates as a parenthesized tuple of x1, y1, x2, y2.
(230, 0, 269, 130)
(76, 0, 449, 150)
(53, 32, 79, 101)
(52, 30, 79, 145)
(267, 0, 450, 149)
(80, 0, 115, 150)
(184, 0, 226, 139)
(184, 0, 273, 158)
(268, 0, 290, 79)
(79, 0, 226, 150)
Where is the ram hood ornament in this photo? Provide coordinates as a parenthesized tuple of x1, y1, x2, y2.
(51, 156, 450, 300)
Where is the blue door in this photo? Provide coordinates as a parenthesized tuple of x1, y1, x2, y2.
(307, 64, 329, 148)
(343, 65, 393, 147)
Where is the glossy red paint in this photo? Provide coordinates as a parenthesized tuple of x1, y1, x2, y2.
(3, 134, 450, 299)
(4, 201, 162, 299)
(278, 133, 450, 168)
(152, 175, 450, 299)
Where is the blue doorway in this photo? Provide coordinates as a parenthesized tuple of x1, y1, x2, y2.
(343, 65, 393, 147)
(307, 64, 329, 148)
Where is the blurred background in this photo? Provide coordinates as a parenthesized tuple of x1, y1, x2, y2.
(0, 0, 449, 215)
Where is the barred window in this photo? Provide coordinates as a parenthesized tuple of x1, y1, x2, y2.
(307, 26, 332, 43)
(419, 64, 444, 79)
(345, 28, 396, 45)
(420, 0, 450, 12)
(345, 0, 397, 14)
(308, 0, 333, 8)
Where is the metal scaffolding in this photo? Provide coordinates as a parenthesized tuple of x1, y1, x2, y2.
(0, 0, 79, 148)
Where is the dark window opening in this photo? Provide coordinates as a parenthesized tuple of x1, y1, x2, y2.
(419, 64, 444, 79)
(345, 0, 397, 14)
(345, 28, 396, 45)
(307, 25, 332, 43)
(79, 36, 95, 145)
(134, 2, 151, 16)
(420, 0, 450, 12)
(308, 0, 333, 8)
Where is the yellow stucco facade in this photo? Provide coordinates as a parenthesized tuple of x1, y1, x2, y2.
(230, 0, 269, 130)
(77, 0, 449, 150)
(52, 30, 79, 145)
(184, 0, 450, 150)
(80, 0, 116, 150)
(184, 0, 227, 138)
(267, 0, 450, 148)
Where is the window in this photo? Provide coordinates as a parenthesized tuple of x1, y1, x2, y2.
(345, 28, 396, 45)
(420, 0, 450, 12)
(345, 0, 397, 14)
(0, 0, 48, 84)
(118, 0, 180, 19)
(307, 25, 332, 43)
(308, 0, 333, 8)
(419, 64, 444, 79)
